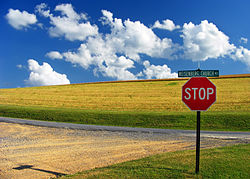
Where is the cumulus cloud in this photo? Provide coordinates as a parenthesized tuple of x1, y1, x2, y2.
(240, 37, 248, 44)
(43, 6, 250, 77)
(61, 36, 138, 80)
(62, 42, 96, 69)
(52, 8, 250, 79)
(181, 20, 235, 61)
(46, 51, 63, 59)
(16, 64, 23, 69)
(50, 9, 179, 80)
(35, 3, 50, 17)
(6, 9, 37, 30)
(101, 10, 179, 60)
(99, 56, 137, 80)
(100, 10, 114, 25)
(180, 20, 250, 69)
(12, 3, 250, 80)
(35, 3, 98, 41)
(152, 19, 180, 31)
(143, 61, 177, 79)
(232, 46, 250, 68)
(26, 59, 70, 86)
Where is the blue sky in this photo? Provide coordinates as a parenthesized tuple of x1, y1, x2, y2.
(1, 0, 250, 88)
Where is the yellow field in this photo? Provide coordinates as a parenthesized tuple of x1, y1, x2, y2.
(0, 75, 249, 112)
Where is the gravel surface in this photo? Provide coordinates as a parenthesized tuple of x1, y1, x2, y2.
(1, 117, 250, 140)
(0, 118, 249, 179)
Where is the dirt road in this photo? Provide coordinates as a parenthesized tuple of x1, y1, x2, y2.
(0, 122, 248, 179)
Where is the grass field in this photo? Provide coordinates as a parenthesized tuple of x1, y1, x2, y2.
(60, 144, 250, 178)
(0, 105, 249, 131)
(0, 75, 249, 131)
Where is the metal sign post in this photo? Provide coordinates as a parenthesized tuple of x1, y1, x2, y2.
(196, 111, 200, 174)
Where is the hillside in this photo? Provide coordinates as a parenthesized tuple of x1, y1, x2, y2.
(0, 74, 249, 131)
(0, 74, 249, 112)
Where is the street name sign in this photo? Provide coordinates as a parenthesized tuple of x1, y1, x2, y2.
(178, 70, 219, 77)
(182, 77, 216, 111)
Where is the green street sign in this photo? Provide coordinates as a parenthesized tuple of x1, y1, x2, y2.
(178, 70, 219, 77)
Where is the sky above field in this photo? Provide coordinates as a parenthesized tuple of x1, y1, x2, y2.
(1, 0, 250, 88)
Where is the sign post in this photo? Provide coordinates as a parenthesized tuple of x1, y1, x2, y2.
(196, 111, 200, 173)
(182, 76, 216, 174)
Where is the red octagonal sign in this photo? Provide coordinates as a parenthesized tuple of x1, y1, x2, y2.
(182, 77, 216, 111)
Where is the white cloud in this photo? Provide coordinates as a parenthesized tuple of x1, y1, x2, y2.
(46, 51, 63, 59)
(232, 46, 250, 68)
(99, 56, 137, 80)
(180, 20, 250, 68)
(181, 20, 235, 61)
(36, 5, 250, 79)
(143, 61, 178, 79)
(62, 43, 95, 69)
(101, 10, 114, 25)
(152, 19, 180, 31)
(61, 36, 138, 80)
(35, 3, 98, 41)
(26, 59, 70, 86)
(55, 3, 87, 20)
(35, 3, 51, 17)
(100, 10, 179, 60)
(101, 10, 158, 60)
(53, 10, 179, 80)
(6, 9, 37, 30)
(45, 9, 181, 80)
(240, 37, 248, 44)
(16, 64, 23, 69)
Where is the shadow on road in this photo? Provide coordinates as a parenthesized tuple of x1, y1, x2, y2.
(13, 165, 67, 177)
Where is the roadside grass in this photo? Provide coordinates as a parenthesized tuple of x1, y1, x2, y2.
(0, 105, 249, 131)
(60, 144, 250, 179)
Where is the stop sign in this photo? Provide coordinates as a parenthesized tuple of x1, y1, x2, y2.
(182, 77, 216, 111)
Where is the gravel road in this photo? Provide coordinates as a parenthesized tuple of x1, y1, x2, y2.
(0, 117, 249, 179)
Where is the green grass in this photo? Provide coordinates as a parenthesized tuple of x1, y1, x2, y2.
(60, 144, 250, 179)
(0, 105, 249, 131)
